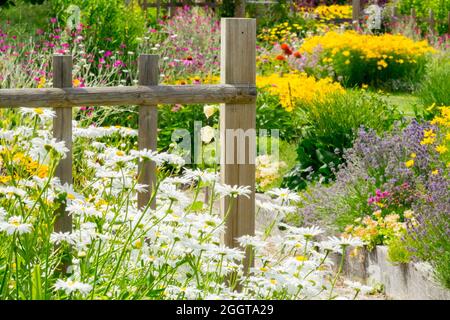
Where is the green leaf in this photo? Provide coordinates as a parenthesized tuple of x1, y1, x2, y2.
(31, 264, 42, 300)
(190, 201, 204, 212)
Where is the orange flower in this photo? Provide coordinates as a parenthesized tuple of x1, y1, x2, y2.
(275, 55, 286, 61)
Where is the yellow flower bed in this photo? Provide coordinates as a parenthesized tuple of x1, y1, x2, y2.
(313, 5, 352, 20)
(430, 106, 450, 167)
(258, 21, 306, 44)
(0, 149, 48, 183)
(300, 31, 435, 59)
(256, 73, 344, 112)
(299, 31, 435, 87)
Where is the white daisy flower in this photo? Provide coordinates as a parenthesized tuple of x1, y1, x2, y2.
(215, 184, 251, 198)
(327, 236, 364, 248)
(20, 107, 56, 121)
(0, 216, 32, 235)
(54, 279, 92, 296)
(267, 188, 301, 203)
(30, 137, 69, 160)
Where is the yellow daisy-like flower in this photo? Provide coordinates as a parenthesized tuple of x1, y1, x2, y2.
(435, 145, 448, 154)
(405, 159, 414, 168)
(423, 129, 436, 138)
(420, 137, 435, 145)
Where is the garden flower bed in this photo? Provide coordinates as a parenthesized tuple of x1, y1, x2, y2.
(1, 1, 449, 301)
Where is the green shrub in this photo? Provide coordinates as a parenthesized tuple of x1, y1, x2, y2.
(387, 237, 412, 264)
(406, 215, 450, 289)
(300, 31, 436, 91)
(50, 0, 147, 53)
(417, 54, 450, 114)
(256, 90, 302, 142)
(282, 90, 402, 190)
(0, 0, 52, 36)
(398, 0, 450, 35)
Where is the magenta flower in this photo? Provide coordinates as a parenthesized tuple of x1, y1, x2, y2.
(113, 60, 125, 68)
(50, 17, 57, 24)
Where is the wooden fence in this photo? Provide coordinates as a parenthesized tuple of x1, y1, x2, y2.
(137, 0, 218, 19)
(0, 18, 257, 269)
(352, 0, 450, 33)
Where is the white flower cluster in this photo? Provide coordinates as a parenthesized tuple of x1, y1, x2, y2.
(0, 111, 365, 300)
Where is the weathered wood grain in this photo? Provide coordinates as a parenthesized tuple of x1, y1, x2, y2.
(138, 55, 158, 210)
(53, 55, 73, 233)
(0, 84, 256, 108)
(220, 18, 256, 275)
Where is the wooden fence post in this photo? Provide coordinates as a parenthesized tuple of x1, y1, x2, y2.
(53, 55, 73, 233)
(352, 0, 361, 22)
(138, 54, 159, 210)
(220, 18, 256, 273)
(429, 9, 435, 32)
(448, 11, 450, 34)
(234, 0, 246, 17)
(392, 6, 399, 20)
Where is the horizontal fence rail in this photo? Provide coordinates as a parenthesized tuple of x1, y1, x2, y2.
(0, 85, 256, 108)
(0, 18, 257, 273)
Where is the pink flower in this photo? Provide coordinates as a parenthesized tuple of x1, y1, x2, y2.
(183, 56, 193, 66)
(171, 104, 182, 112)
(113, 60, 125, 68)
(104, 51, 112, 58)
(50, 17, 57, 24)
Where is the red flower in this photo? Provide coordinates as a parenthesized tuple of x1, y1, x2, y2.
(275, 55, 285, 61)
(280, 43, 290, 51)
(281, 43, 292, 56)
(280, 43, 292, 56)
(293, 51, 302, 58)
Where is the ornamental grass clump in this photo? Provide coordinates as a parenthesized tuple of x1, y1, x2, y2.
(299, 31, 436, 89)
(0, 108, 366, 300)
(417, 55, 450, 110)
